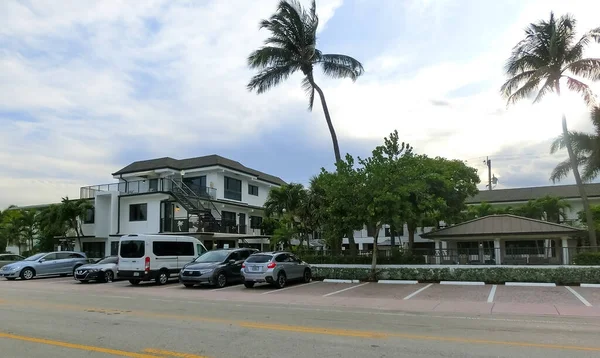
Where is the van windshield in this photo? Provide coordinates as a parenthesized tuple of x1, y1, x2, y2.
(120, 240, 145, 258)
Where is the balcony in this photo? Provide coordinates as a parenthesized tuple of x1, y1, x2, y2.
(161, 218, 249, 235)
(80, 179, 216, 199)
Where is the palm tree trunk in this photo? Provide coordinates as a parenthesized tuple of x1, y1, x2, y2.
(307, 75, 342, 164)
(347, 229, 357, 256)
(370, 224, 380, 280)
(556, 84, 598, 249)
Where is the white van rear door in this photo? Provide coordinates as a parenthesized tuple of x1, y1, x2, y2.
(118, 239, 146, 271)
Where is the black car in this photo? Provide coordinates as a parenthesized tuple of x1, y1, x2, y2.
(179, 248, 258, 288)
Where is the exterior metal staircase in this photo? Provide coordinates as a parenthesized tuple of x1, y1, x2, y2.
(169, 177, 222, 232)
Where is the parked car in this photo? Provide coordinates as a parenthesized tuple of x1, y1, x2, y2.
(117, 234, 208, 285)
(74, 256, 119, 283)
(0, 254, 25, 269)
(179, 248, 258, 288)
(0, 251, 88, 280)
(241, 251, 311, 289)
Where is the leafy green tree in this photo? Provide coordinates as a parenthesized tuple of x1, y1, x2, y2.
(312, 155, 365, 255)
(60, 197, 93, 249)
(358, 130, 413, 277)
(0, 208, 26, 254)
(501, 12, 600, 247)
(551, 107, 600, 183)
(17, 210, 38, 253)
(35, 204, 68, 251)
(247, 0, 364, 163)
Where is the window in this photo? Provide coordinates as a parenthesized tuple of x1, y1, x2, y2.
(222, 211, 237, 226)
(196, 243, 206, 256)
(250, 216, 263, 229)
(110, 242, 119, 256)
(43, 253, 57, 261)
(248, 184, 259, 196)
(82, 242, 104, 258)
(246, 254, 273, 263)
(228, 251, 242, 262)
(149, 178, 159, 192)
(83, 208, 95, 224)
(275, 254, 289, 262)
(57, 252, 85, 259)
(224, 176, 242, 201)
(120, 240, 145, 258)
(152, 241, 195, 256)
(183, 176, 207, 196)
(239, 250, 253, 260)
(129, 203, 147, 221)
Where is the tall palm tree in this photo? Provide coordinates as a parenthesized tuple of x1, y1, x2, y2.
(551, 106, 600, 183)
(500, 12, 600, 247)
(247, 0, 364, 163)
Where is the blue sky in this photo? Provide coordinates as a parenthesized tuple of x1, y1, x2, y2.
(0, 0, 599, 208)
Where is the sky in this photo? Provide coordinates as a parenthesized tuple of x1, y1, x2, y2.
(1, 0, 600, 209)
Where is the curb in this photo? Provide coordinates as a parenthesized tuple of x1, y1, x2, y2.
(580, 283, 600, 288)
(505, 282, 556, 287)
(377, 280, 419, 284)
(323, 279, 360, 283)
(439, 281, 485, 286)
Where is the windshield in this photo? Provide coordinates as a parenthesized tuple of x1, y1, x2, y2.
(95, 256, 118, 264)
(193, 250, 229, 263)
(24, 253, 46, 261)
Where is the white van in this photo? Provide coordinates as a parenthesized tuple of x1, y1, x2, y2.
(117, 234, 207, 285)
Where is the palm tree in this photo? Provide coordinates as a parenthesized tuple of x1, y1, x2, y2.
(551, 107, 600, 183)
(247, 0, 364, 163)
(500, 12, 600, 247)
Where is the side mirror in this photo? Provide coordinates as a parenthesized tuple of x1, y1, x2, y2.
(39, 259, 45, 263)
(228, 259, 236, 265)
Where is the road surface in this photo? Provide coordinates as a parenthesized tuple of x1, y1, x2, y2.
(1, 279, 600, 357)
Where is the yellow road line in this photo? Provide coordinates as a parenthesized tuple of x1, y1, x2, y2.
(5, 299, 600, 352)
(0, 332, 161, 358)
(143, 348, 210, 358)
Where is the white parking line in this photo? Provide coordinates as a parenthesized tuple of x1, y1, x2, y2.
(322, 282, 369, 297)
(565, 286, 592, 307)
(403, 283, 433, 300)
(487, 285, 497, 303)
(261, 280, 319, 295)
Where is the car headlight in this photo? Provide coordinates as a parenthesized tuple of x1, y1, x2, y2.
(200, 269, 214, 275)
(89, 269, 100, 272)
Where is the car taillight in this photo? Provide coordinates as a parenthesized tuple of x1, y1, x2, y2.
(241, 263, 245, 268)
(144, 256, 150, 272)
(267, 262, 276, 269)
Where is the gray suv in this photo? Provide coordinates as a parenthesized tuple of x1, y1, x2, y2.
(0, 251, 89, 280)
(241, 251, 311, 289)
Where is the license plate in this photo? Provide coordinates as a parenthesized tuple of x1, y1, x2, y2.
(251, 266, 260, 272)
(133, 272, 140, 276)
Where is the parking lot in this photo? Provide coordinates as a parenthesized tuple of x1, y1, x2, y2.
(3, 276, 600, 318)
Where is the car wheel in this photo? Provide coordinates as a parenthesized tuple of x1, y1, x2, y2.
(275, 272, 287, 289)
(183, 283, 194, 288)
(20, 268, 35, 280)
(216, 272, 227, 288)
(243, 282, 255, 288)
(303, 268, 312, 283)
(103, 270, 114, 283)
(129, 279, 141, 285)
(155, 270, 169, 285)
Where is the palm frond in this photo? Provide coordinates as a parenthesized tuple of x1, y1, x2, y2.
(500, 70, 536, 98)
(550, 134, 565, 154)
(533, 76, 556, 103)
(566, 76, 598, 107)
(248, 46, 296, 69)
(565, 58, 600, 81)
(593, 106, 600, 132)
(247, 64, 298, 94)
(505, 76, 541, 105)
(301, 77, 315, 110)
(550, 156, 585, 183)
(318, 54, 364, 81)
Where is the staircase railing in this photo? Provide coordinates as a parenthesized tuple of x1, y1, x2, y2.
(169, 178, 221, 220)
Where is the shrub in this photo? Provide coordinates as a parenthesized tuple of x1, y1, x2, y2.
(311, 266, 600, 284)
(301, 251, 425, 265)
(572, 252, 600, 265)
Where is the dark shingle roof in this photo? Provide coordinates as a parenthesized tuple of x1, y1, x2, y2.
(421, 214, 583, 239)
(466, 183, 600, 204)
(112, 154, 286, 186)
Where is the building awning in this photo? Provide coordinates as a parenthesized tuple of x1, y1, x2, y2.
(420, 214, 584, 240)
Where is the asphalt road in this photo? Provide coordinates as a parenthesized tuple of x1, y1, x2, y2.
(2, 281, 600, 357)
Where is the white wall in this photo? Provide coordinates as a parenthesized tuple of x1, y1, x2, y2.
(119, 193, 170, 235)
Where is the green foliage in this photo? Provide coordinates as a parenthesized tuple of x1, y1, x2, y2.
(572, 252, 600, 265)
(465, 196, 571, 224)
(311, 266, 600, 284)
(302, 251, 425, 265)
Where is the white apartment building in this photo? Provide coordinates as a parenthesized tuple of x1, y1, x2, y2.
(342, 183, 600, 251)
(75, 155, 285, 258)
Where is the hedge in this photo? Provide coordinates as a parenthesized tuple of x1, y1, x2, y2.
(302, 253, 425, 265)
(311, 266, 600, 284)
(572, 252, 600, 265)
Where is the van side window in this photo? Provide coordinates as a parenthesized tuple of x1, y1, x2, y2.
(179, 242, 194, 256)
(197, 244, 206, 255)
(153, 241, 195, 256)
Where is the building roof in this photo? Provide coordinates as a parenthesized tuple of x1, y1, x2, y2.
(421, 214, 583, 239)
(466, 183, 600, 204)
(112, 154, 286, 186)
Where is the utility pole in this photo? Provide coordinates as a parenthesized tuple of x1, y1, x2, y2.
(484, 156, 492, 191)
